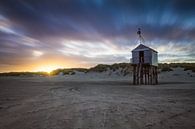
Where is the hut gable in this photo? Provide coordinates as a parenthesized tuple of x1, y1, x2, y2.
(132, 44, 157, 53)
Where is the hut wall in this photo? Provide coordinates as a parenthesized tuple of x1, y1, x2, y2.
(143, 50, 151, 64)
(152, 51, 158, 66)
(132, 51, 139, 64)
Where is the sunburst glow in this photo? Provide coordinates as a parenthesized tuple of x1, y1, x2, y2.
(34, 65, 63, 73)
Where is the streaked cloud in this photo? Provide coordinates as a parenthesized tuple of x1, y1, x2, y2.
(0, 14, 16, 34)
(59, 40, 128, 58)
(32, 50, 43, 57)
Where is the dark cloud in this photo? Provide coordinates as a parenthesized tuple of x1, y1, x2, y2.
(0, 0, 194, 39)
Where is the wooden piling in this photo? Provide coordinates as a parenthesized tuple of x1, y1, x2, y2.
(132, 64, 158, 85)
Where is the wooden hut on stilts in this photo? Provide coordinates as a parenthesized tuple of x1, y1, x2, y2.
(131, 28, 158, 85)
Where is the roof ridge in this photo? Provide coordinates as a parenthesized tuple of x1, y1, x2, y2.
(132, 44, 157, 52)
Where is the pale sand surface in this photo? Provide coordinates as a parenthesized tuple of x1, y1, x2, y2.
(0, 68, 195, 129)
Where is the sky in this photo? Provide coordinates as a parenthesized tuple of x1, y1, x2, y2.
(0, 0, 195, 72)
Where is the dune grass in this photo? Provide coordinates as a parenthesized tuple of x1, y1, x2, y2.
(0, 63, 195, 76)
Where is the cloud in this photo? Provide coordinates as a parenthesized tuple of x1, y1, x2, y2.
(59, 39, 130, 63)
(32, 50, 43, 57)
(0, 0, 194, 40)
(0, 14, 16, 34)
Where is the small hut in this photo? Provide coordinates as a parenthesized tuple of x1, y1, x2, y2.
(131, 29, 158, 85)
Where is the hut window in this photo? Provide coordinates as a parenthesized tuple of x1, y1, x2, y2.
(139, 51, 144, 63)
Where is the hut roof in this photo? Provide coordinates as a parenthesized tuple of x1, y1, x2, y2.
(132, 44, 157, 53)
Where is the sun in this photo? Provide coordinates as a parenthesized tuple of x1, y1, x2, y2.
(34, 65, 63, 73)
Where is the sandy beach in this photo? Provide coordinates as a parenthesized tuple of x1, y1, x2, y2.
(0, 68, 195, 129)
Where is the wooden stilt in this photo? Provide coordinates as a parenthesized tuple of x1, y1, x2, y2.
(133, 65, 136, 85)
(132, 64, 158, 85)
(144, 66, 146, 85)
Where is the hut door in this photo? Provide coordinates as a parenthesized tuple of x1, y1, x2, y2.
(139, 51, 144, 63)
